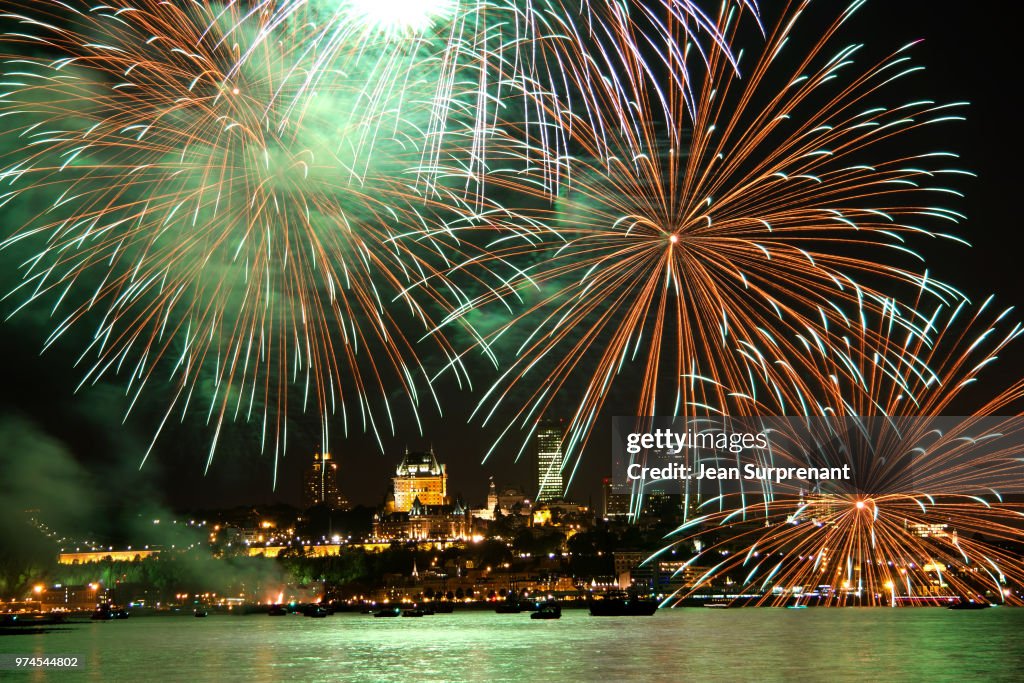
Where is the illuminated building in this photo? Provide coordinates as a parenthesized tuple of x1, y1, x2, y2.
(908, 521, 954, 540)
(302, 452, 349, 510)
(59, 549, 160, 564)
(496, 485, 530, 512)
(609, 552, 700, 592)
(373, 497, 472, 542)
(602, 477, 630, 519)
(247, 545, 343, 558)
(613, 551, 647, 581)
(532, 507, 552, 526)
(472, 479, 532, 520)
(801, 490, 838, 523)
(534, 419, 564, 502)
(472, 478, 500, 521)
(392, 448, 447, 512)
(486, 478, 498, 516)
(34, 584, 108, 610)
(376, 449, 470, 541)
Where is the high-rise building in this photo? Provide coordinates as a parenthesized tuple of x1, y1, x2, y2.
(302, 452, 348, 510)
(534, 419, 564, 502)
(392, 448, 447, 512)
(602, 477, 630, 519)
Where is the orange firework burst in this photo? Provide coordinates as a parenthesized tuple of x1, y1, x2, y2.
(653, 299, 1024, 606)
(446, 1, 969, 483)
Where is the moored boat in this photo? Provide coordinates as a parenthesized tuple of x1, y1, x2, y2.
(1, 613, 67, 626)
(588, 591, 658, 616)
(91, 603, 129, 620)
(530, 601, 562, 620)
(495, 596, 523, 614)
(948, 598, 990, 610)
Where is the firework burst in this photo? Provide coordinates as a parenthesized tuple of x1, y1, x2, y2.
(245, 0, 761, 192)
(0, 1, 498, 477)
(652, 299, 1024, 606)
(443, 0, 970, 490)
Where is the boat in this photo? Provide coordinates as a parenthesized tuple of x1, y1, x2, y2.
(948, 598, 990, 610)
(301, 603, 328, 617)
(1, 613, 67, 627)
(267, 605, 289, 616)
(703, 601, 731, 609)
(495, 596, 523, 614)
(432, 601, 455, 614)
(91, 604, 124, 620)
(402, 608, 426, 617)
(786, 605, 808, 610)
(1, 612, 67, 634)
(530, 601, 562, 620)
(194, 610, 208, 618)
(494, 603, 522, 613)
(373, 607, 401, 617)
(588, 591, 658, 616)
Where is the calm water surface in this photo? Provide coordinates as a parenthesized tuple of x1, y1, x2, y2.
(3, 608, 1023, 682)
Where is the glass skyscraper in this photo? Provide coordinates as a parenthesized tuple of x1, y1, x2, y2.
(302, 452, 348, 510)
(535, 419, 564, 502)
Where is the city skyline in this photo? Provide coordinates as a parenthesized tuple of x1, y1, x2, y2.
(1, 3, 1023, 678)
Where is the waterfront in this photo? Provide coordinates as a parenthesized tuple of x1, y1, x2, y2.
(2, 609, 1023, 682)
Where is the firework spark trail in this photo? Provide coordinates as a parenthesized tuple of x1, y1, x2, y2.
(241, 0, 760, 195)
(650, 298, 1024, 606)
(0, 1, 505, 479)
(433, 0, 970, 490)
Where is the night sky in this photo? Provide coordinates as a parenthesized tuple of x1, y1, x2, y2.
(1, 1, 1021, 519)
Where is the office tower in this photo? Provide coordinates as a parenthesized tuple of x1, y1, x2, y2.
(602, 477, 630, 518)
(535, 419, 564, 502)
(302, 452, 348, 510)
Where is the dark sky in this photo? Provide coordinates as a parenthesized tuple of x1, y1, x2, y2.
(1, 1, 1022, 516)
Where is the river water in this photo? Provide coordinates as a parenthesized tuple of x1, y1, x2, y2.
(2, 608, 1022, 682)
